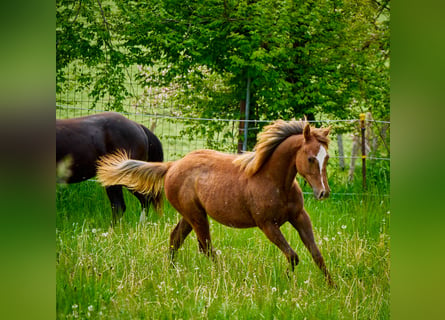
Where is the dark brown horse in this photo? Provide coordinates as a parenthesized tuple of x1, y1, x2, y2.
(97, 119, 333, 284)
(56, 112, 164, 224)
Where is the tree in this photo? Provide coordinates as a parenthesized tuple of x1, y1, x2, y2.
(57, 0, 389, 148)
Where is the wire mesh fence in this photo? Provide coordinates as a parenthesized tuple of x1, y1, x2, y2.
(56, 104, 389, 162)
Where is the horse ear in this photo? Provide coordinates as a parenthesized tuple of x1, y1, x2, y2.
(303, 123, 311, 141)
(322, 126, 331, 137)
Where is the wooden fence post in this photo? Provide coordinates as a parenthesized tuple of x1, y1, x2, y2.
(360, 113, 367, 190)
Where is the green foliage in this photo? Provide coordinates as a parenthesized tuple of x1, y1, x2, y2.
(57, 0, 390, 144)
(57, 0, 131, 110)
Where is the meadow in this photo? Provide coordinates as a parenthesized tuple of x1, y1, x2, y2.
(56, 177, 390, 319)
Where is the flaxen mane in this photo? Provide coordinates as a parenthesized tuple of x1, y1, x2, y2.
(233, 119, 329, 176)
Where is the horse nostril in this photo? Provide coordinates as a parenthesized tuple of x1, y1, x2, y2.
(319, 191, 325, 199)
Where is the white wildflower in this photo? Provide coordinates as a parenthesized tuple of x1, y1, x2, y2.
(341, 225, 347, 229)
(88, 305, 94, 312)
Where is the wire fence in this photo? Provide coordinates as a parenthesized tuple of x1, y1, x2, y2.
(56, 104, 390, 159)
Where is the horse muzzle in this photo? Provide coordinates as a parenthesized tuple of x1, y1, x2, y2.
(314, 188, 330, 200)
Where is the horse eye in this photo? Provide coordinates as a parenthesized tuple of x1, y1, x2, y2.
(308, 156, 315, 163)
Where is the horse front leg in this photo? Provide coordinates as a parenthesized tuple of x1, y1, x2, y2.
(259, 222, 299, 271)
(289, 209, 334, 286)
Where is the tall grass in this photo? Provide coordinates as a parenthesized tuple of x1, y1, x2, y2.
(56, 177, 389, 319)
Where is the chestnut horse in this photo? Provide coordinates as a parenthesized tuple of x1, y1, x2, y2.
(56, 112, 164, 224)
(97, 119, 333, 284)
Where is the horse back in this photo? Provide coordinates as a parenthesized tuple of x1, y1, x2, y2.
(56, 112, 163, 183)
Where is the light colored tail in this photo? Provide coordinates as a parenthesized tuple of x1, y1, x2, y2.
(97, 150, 173, 200)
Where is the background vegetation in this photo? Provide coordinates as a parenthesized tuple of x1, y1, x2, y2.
(57, 0, 389, 149)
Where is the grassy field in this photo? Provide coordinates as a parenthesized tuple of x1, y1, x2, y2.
(56, 179, 390, 319)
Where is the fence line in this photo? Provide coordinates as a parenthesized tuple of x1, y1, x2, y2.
(331, 155, 390, 161)
(56, 104, 390, 163)
(56, 104, 391, 124)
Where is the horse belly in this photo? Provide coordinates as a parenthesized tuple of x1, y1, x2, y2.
(206, 202, 257, 229)
(197, 177, 257, 228)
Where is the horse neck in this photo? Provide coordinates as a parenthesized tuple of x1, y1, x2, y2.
(261, 135, 303, 189)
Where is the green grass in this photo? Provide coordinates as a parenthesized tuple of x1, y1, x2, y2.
(56, 180, 389, 319)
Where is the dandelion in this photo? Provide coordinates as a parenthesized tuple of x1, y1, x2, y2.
(88, 305, 94, 312)
(72, 304, 78, 309)
(157, 281, 165, 289)
(341, 225, 347, 229)
(337, 231, 341, 235)
(323, 237, 329, 242)
(271, 287, 277, 293)
(101, 232, 109, 237)
(304, 279, 310, 284)
(331, 237, 336, 241)
(216, 250, 222, 256)
(92, 228, 97, 234)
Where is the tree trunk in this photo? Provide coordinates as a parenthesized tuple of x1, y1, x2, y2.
(237, 99, 246, 154)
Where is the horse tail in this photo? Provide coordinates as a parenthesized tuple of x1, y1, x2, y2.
(97, 150, 173, 206)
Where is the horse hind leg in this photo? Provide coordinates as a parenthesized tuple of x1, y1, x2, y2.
(192, 216, 215, 259)
(132, 191, 150, 223)
(169, 218, 193, 261)
(177, 206, 215, 259)
(105, 186, 126, 226)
